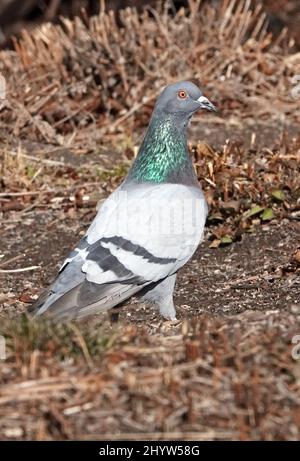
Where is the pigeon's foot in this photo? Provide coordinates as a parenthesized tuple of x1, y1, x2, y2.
(158, 300, 177, 321)
(140, 273, 177, 321)
(163, 316, 177, 322)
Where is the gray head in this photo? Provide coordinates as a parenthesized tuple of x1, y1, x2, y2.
(155, 80, 216, 117)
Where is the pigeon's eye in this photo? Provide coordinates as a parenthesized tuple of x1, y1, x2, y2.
(178, 90, 187, 99)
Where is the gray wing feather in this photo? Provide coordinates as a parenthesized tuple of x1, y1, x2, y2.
(41, 281, 141, 321)
(32, 236, 150, 319)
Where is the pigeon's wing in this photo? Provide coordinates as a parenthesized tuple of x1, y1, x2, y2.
(33, 183, 207, 320)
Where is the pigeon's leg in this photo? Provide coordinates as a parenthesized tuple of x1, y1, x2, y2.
(141, 273, 177, 320)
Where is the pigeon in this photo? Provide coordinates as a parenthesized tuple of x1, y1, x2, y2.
(32, 80, 216, 321)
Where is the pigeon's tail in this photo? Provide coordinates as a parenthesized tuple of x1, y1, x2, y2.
(28, 287, 52, 314)
(29, 252, 148, 320)
(30, 280, 143, 321)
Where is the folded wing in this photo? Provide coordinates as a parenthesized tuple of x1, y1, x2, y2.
(33, 183, 207, 320)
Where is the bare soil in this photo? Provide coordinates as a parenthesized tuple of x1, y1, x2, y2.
(1, 208, 299, 321)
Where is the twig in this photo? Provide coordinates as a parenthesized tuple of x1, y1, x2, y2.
(107, 94, 157, 131)
(0, 182, 101, 198)
(68, 324, 93, 370)
(0, 254, 25, 268)
(5, 150, 66, 167)
(0, 191, 50, 198)
(81, 430, 235, 441)
(0, 266, 41, 273)
(230, 284, 260, 290)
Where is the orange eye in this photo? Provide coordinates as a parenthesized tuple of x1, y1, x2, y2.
(178, 90, 187, 99)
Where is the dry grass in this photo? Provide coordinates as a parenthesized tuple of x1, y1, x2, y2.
(193, 135, 300, 245)
(0, 0, 299, 149)
(0, 311, 299, 440)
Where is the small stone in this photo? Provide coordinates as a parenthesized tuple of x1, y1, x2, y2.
(291, 304, 300, 314)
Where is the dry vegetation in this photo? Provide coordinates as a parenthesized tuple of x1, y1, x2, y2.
(0, 0, 300, 148)
(0, 312, 299, 440)
(0, 0, 300, 441)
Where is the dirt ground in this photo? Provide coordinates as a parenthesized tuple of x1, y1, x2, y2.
(1, 203, 299, 321)
(0, 120, 299, 440)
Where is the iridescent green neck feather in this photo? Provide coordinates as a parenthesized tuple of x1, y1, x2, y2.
(126, 114, 198, 185)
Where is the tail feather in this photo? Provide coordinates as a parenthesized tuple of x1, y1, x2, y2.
(32, 280, 144, 321)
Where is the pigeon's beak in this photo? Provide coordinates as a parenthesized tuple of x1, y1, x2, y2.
(197, 95, 217, 112)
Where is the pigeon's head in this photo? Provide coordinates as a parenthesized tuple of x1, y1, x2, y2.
(155, 80, 216, 117)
